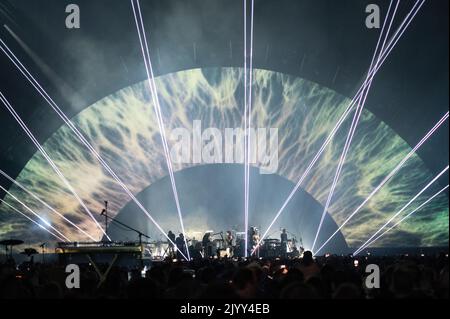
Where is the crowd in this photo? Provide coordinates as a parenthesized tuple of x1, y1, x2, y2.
(0, 251, 448, 299)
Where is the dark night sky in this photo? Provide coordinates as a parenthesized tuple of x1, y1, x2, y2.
(0, 0, 448, 190)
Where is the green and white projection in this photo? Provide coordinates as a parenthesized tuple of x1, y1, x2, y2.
(0, 68, 448, 248)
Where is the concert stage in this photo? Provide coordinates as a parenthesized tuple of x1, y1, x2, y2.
(0, 0, 448, 302)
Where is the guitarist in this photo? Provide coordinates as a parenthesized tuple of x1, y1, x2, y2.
(248, 227, 260, 257)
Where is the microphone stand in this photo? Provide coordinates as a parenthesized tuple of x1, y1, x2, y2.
(104, 201, 108, 239)
(40, 243, 46, 264)
(100, 211, 151, 268)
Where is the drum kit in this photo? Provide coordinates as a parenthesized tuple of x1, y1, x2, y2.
(0, 239, 24, 260)
(0, 238, 51, 263)
(261, 238, 281, 257)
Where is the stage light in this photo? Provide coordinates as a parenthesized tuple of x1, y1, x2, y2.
(254, 0, 426, 255)
(0, 198, 65, 242)
(0, 92, 108, 241)
(0, 168, 97, 241)
(354, 165, 449, 255)
(314, 111, 448, 255)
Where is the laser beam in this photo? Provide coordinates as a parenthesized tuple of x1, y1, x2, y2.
(0, 168, 96, 241)
(354, 165, 449, 255)
(131, 0, 190, 260)
(314, 110, 448, 255)
(254, 0, 426, 255)
(243, 0, 248, 259)
(0, 198, 66, 242)
(243, 0, 255, 257)
(0, 184, 70, 241)
(0, 92, 108, 240)
(311, 0, 400, 252)
(0, 29, 187, 260)
(360, 184, 449, 250)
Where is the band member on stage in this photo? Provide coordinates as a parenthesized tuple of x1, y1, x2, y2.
(175, 233, 187, 260)
(225, 230, 235, 257)
(168, 230, 176, 258)
(248, 227, 255, 256)
(281, 228, 288, 257)
(248, 227, 260, 256)
(202, 232, 212, 258)
(252, 228, 260, 251)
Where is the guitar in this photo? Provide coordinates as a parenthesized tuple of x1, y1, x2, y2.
(252, 233, 260, 251)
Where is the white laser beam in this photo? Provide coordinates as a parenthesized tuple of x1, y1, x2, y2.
(354, 165, 449, 255)
(315, 110, 448, 255)
(0, 30, 187, 260)
(243, 0, 255, 257)
(0, 92, 107, 240)
(254, 0, 426, 255)
(360, 184, 449, 250)
(0, 168, 96, 241)
(311, 0, 400, 252)
(0, 198, 66, 242)
(131, 0, 190, 260)
(0, 184, 70, 241)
